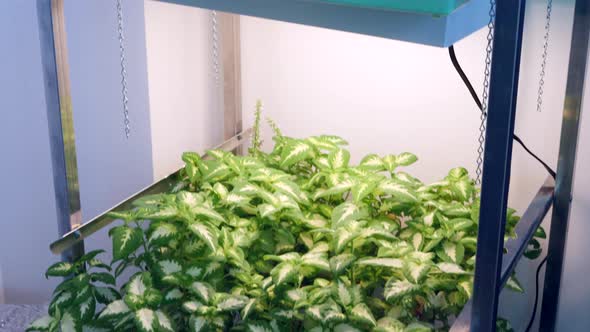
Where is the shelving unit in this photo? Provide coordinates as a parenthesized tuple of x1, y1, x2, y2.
(37, 0, 590, 331)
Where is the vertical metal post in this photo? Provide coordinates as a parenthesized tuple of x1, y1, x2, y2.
(37, 0, 85, 262)
(219, 13, 244, 151)
(540, 0, 590, 330)
(470, 0, 527, 331)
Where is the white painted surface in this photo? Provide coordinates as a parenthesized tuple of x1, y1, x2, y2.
(239, 1, 585, 330)
(0, 0, 154, 303)
(144, 1, 224, 180)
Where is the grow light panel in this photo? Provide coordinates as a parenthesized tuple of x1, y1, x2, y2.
(155, 0, 488, 47)
(317, 0, 469, 16)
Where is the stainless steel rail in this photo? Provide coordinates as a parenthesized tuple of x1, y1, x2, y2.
(49, 128, 252, 255)
(450, 176, 555, 332)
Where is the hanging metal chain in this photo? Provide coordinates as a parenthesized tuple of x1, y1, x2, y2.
(117, 0, 131, 139)
(537, 0, 553, 112)
(212, 11, 220, 87)
(476, 0, 496, 185)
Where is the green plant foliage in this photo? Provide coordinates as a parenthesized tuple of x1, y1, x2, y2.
(31, 109, 544, 332)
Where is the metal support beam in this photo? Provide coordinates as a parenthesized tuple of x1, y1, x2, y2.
(540, 0, 590, 330)
(37, 0, 85, 262)
(470, 0, 527, 330)
(49, 128, 252, 255)
(451, 177, 555, 332)
(219, 13, 244, 152)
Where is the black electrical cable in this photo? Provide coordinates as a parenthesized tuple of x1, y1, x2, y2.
(525, 256, 548, 332)
(448, 45, 555, 332)
(448, 45, 557, 179)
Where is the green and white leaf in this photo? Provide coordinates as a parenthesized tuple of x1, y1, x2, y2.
(45, 262, 74, 278)
(190, 282, 214, 304)
(158, 259, 182, 275)
(328, 148, 350, 169)
(188, 223, 218, 251)
(98, 300, 130, 319)
(379, 181, 419, 203)
(111, 226, 143, 261)
(357, 258, 403, 269)
(330, 254, 356, 275)
(134, 308, 158, 332)
(506, 275, 524, 293)
(436, 263, 470, 274)
(280, 141, 312, 168)
(155, 311, 174, 332)
(384, 281, 417, 302)
(26, 315, 54, 331)
(350, 303, 377, 327)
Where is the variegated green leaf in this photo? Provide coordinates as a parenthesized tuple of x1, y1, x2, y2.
(45, 262, 74, 278)
(91, 272, 116, 286)
(405, 322, 433, 332)
(60, 310, 79, 332)
(331, 202, 366, 229)
(352, 181, 378, 203)
(313, 180, 354, 200)
(333, 227, 357, 254)
(301, 252, 330, 271)
(158, 259, 182, 275)
(328, 148, 350, 169)
(190, 282, 214, 304)
(258, 204, 279, 218)
(395, 152, 418, 167)
(271, 262, 298, 286)
(217, 295, 249, 311)
(280, 141, 312, 168)
(334, 324, 362, 332)
(350, 303, 377, 327)
(110, 226, 143, 262)
(379, 181, 419, 203)
(330, 254, 356, 275)
(134, 308, 158, 332)
(190, 205, 225, 224)
(189, 316, 207, 332)
(155, 311, 173, 332)
(128, 273, 150, 297)
(247, 322, 273, 332)
(26, 315, 54, 332)
(273, 180, 308, 204)
(384, 280, 417, 302)
(506, 275, 524, 293)
(188, 223, 218, 251)
(439, 241, 465, 263)
(148, 223, 177, 245)
(402, 261, 431, 284)
(382, 155, 398, 172)
(79, 295, 96, 321)
(436, 262, 470, 274)
(94, 287, 121, 304)
(357, 258, 403, 269)
(98, 300, 130, 320)
(242, 298, 257, 320)
(359, 154, 385, 171)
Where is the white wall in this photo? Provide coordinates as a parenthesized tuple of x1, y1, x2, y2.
(240, 0, 585, 330)
(144, 1, 224, 180)
(0, 1, 61, 304)
(0, 0, 154, 303)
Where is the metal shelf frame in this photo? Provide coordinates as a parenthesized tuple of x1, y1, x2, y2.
(36, 0, 589, 331)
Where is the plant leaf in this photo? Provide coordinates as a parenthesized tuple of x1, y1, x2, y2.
(188, 223, 218, 251)
(91, 272, 116, 286)
(98, 300, 130, 320)
(350, 303, 377, 327)
(328, 148, 350, 169)
(384, 280, 417, 303)
(134, 308, 158, 332)
(280, 141, 312, 168)
(357, 258, 403, 269)
(45, 262, 74, 278)
(26, 315, 55, 332)
(111, 226, 143, 262)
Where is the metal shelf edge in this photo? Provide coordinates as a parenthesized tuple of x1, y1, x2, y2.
(450, 176, 555, 332)
(49, 128, 252, 255)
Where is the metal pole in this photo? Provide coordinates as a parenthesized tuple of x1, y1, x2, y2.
(219, 13, 244, 152)
(470, 0, 527, 330)
(540, 0, 590, 330)
(36, 0, 85, 262)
